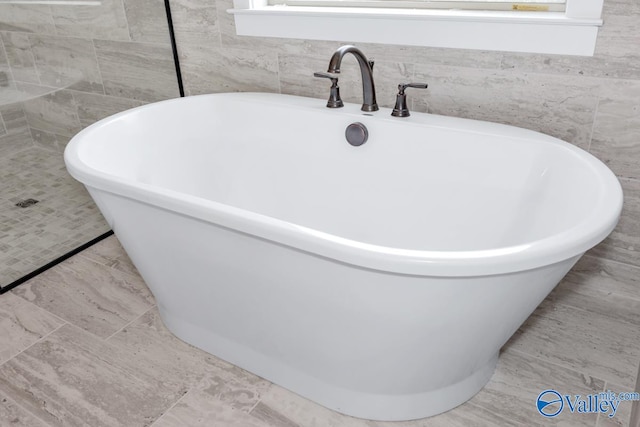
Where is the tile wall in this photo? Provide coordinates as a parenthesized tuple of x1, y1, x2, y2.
(0, 1, 180, 151)
(0, 0, 181, 285)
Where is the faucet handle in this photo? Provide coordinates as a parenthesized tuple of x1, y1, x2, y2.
(392, 82, 428, 117)
(314, 72, 344, 108)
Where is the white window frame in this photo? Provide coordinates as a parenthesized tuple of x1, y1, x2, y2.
(228, 0, 603, 56)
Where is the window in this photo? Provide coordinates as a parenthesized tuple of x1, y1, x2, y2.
(228, 0, 603, 56)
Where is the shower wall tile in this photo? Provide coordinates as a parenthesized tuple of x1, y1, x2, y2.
(71, 90, 144, 128)
(0, 33, 10, 84)
(21, 89, 81, 138)
(0, 104, 28, 134)
(412, 65, 600, 149)
(123, 0, 172, 45)
(590, 178, 640, 268)
(50, 0, 130, 42)
(0, 4, 56, 35)
(0, 32, 39, 85)
(180, 44, 280, 95)
(29, 35, 104, 94)
(504, 299, 640, 390)
(30, 127, 70, 152)
(590, 78, 640, 181)
(94, 39, 180, 102)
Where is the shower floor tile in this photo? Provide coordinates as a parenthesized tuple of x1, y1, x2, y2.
(0, 146, 109, 286)
(0, 235, 638, 427)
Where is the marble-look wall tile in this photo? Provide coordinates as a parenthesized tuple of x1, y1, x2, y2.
(358, 42, 504, 70)
(500, 7, 640, 80)
(589, 178, 640, 268)
(0, 31, 13, 91)
(412, 65, 600, 148)
(0, 293, 65, 365)
(123, 0, 171, 45)
(0, 32, 39, 85)
(12, 255, 154, 339)
(180, 44, 279, 95)
(29, 34, 104, 94)
(21, 89, 81, 138)
(504, 299, 640, 389)
(590, 79, 640, 181)
(50, 0, 130, 42)
(30, 127, 70, 152)
(170, 0, 219, 48)
(70, 90, 144, 128)
(0, 4, 56, 34)
(0, 324, 177, 426)
(0, 104, 28, 134)
(94, 39, 180, 102)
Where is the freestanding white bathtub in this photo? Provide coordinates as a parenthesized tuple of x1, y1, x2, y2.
(65, 92, 622, 421)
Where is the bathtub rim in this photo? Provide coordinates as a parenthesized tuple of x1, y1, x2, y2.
(64, 92, 624, 277)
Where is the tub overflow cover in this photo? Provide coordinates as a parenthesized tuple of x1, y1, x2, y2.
(345, 122, 368, 146)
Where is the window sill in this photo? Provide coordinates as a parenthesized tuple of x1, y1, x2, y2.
(228, 1, 602, 56)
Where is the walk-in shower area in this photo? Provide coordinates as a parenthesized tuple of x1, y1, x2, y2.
(0, 0, 180, 290)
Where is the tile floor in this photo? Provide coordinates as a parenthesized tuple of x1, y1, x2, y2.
(0, 145, 110, 287)
(0, 236, 639, 426)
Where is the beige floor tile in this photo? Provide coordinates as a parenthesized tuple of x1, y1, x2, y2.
(152, 392, 271, 427)
(0, 389, 49, 427)
(79, 235, 140, 278)
(0, 293, 65, 365)
(595, 383, 634, 427)
(504, 300, 640, 390)
(470, 350, 602, 426)
(12, 255, 154, 338)
(0, 324, 180, 427)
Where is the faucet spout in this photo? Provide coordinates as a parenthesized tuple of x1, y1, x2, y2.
(327, 45, 378, 112)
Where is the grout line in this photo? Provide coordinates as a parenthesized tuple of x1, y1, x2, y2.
(148, 380, 194, 427)
(1, 321, 68, 368)
(247, 397, 262, 414)
(104, 304, 155, 342)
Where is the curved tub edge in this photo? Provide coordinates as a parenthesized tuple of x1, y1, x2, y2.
(158, 305, 498, 421)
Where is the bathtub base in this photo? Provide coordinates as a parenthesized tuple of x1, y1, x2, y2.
(159, 305, 498, 421)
